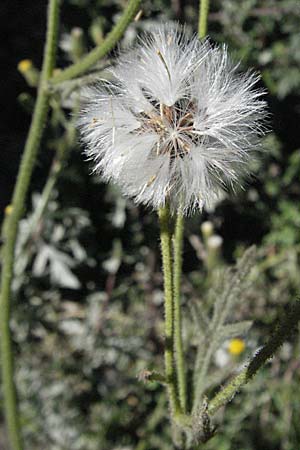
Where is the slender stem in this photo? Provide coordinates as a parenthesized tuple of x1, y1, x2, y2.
(158, 206, 181, 417)
(208, 300, 300, 416)
(173, 212, 187, 413)
(50, 0, 141, 85)
(198, 0, 210, 39)
(0, 1, 60, 449)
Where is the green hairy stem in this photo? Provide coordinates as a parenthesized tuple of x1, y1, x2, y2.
(158, 206, 181, 417)
(0, 1, 60, 449)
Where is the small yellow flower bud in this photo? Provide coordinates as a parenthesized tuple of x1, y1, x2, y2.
(4, 205, 13, 216)
(18, 59, 33, 73)
(228, 338, 245, 356)
(17, 59, 39, 86)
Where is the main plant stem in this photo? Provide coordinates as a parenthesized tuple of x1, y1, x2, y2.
(0, 1, 60, 449)
(158, 206, 180, 417)
(173, 212, 187, 412)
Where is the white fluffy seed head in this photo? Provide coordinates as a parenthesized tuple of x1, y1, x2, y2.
(78, 24, 268, 215)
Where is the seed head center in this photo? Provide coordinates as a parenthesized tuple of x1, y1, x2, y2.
(138, 102, 197, 158)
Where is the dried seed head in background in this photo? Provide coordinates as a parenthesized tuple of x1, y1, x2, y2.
(78, 25, 267, 215)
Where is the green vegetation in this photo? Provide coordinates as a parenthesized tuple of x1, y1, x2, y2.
(1, 0, 300, 448)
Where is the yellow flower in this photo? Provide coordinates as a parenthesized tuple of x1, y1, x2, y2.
(18, 59, 33, 73)
(228, 338, 245, 356)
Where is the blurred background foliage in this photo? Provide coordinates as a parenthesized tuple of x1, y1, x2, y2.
(1, 0, 300, 449)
